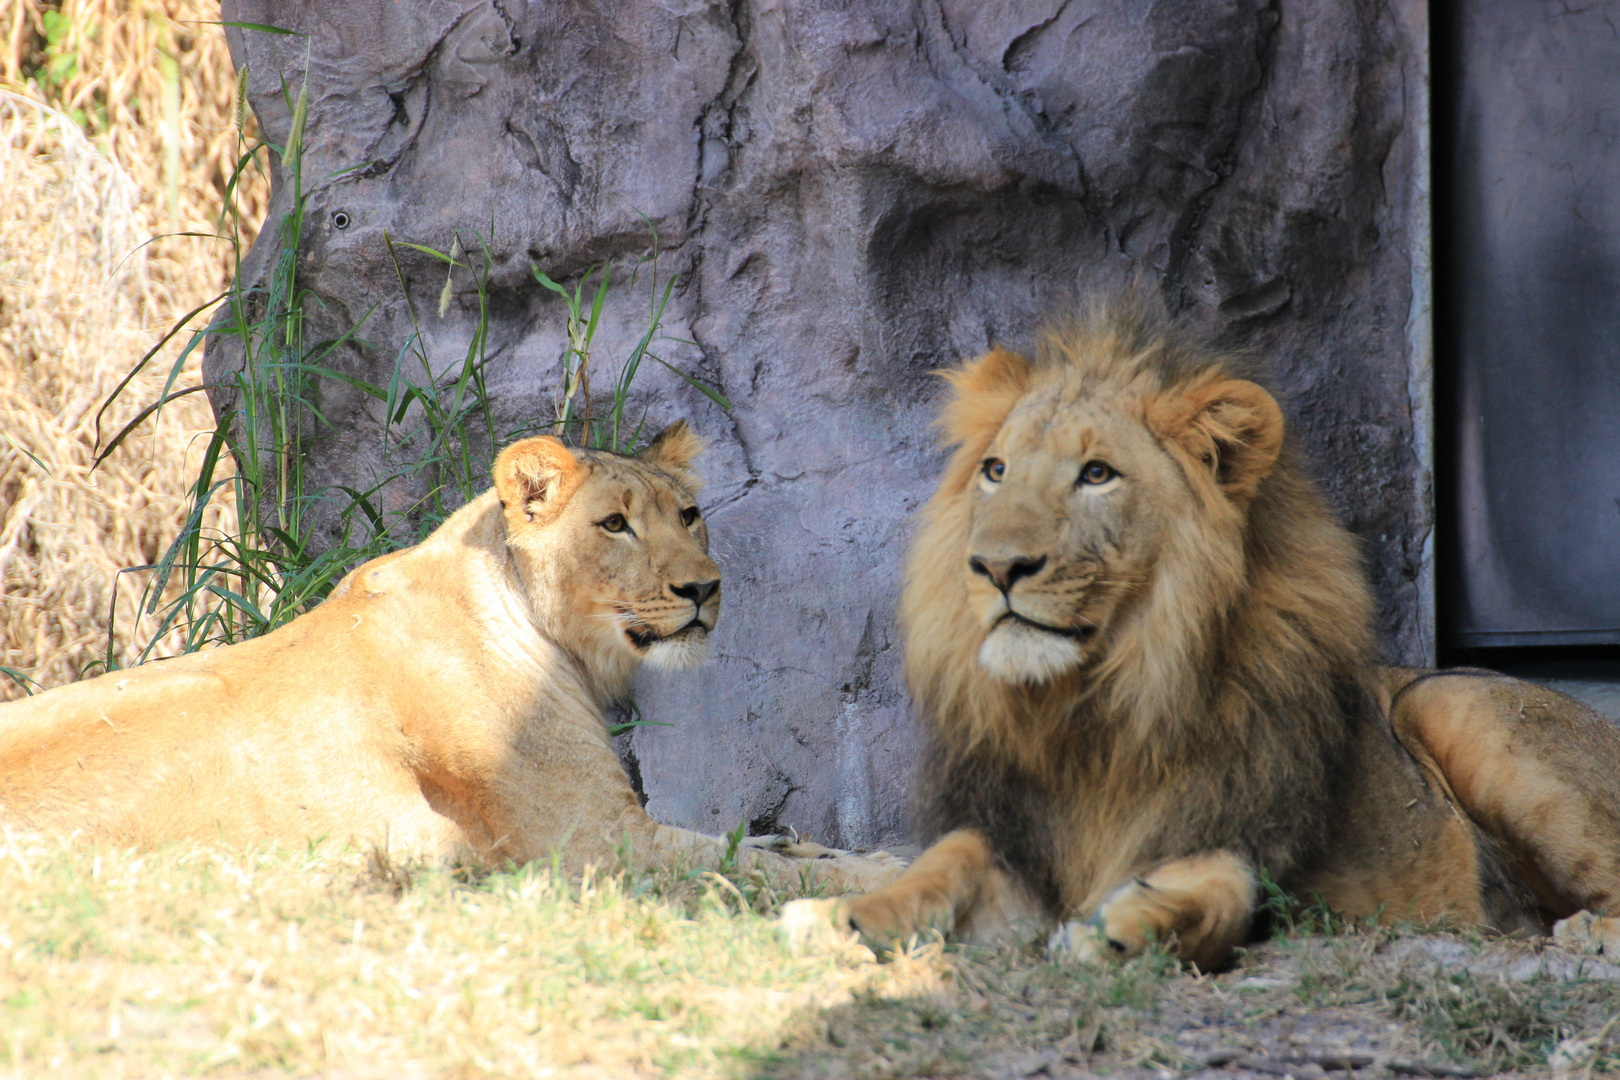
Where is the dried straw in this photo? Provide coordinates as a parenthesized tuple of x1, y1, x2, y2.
(0, 1, 268, 697)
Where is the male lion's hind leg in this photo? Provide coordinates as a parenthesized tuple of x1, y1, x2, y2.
(1386, 669, 1620, 951)
(1049, 851, 1258, 972)
(782, 829, 1042, 953)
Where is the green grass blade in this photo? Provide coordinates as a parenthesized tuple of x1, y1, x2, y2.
(208, 21, 306, 36)
(532, 267, 569, 296)
(94, 384, 215, 468)
(585, 264, 611, 341)
(652, 356, 732, 410)
(2, 433, 51, 474)
(203, 583, 269, 626)
(0, 666, 40, 695)
(393, 240, 467, 268)
(92, 294, 225, 458)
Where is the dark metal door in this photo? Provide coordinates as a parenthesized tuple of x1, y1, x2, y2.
(1445, 1, 1620, 648)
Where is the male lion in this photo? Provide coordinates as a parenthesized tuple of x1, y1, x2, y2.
(0, 424, 898, 891)
(804, 298, 1620, 969)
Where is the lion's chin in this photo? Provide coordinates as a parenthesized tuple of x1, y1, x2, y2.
(639, 626, 713, 671)
(977, 622, 1084, 684)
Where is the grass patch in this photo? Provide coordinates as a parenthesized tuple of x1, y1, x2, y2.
(4, 836, 1619, 1077)
(0, 0, 262, 697)
(1387, 963, 1620, 1073)
(0, 833, 936, 1078)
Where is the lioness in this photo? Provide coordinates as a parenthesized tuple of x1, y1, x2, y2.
(797, 297, 1620, 969)
(0, 424, 899, 890)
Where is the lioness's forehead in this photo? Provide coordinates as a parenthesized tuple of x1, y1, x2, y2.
(577, 454, 692, 510)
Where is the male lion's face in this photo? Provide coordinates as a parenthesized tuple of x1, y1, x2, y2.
(964, 386, 1191, 683)
(494, 423, 721, 673)
(941, 342, 1284, 686)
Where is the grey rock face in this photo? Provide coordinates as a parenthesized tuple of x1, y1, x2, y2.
(211, 0, 1429, 848)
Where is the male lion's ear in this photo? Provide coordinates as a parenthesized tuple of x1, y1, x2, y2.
(493, 436, 584, 527)
(640, 420, 704, 488)
(1149, 378, 1284, 505)
(937, 347, 1035, 450)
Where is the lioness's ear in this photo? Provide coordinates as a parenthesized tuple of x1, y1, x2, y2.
(493, 436, 584, 527)
(1149, 378, 1284, 505)
(937, 347, 1035, 450)
(640, 420, 704, 488)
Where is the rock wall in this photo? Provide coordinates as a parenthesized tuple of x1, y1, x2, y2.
(211, 0, 1430, 848)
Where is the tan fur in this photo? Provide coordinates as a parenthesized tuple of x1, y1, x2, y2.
(0, 425, 902, 892)
(1050, 851, 1258, 972)
(825, 296, 1620, 967)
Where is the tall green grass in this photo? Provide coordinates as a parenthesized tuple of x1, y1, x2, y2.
(87, 56, 726, 670)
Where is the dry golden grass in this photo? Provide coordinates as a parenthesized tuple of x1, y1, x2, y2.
(0, 1, 268, 697)
(4, 832, 1616, 1079)
(0, 0, 263, 266)
(0, 833, 953, 1078)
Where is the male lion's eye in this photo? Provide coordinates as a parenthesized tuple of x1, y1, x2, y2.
(601, 513, 629, 533)
(982, 458, 1006, 483)
(680, 506, 701, 527)
(1078, 461, 1117, 486)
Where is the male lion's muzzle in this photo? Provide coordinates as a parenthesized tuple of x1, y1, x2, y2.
(969, 554, 1047, 595)
(966, 548, 1097, 683)
(992, 610, 1097, 643)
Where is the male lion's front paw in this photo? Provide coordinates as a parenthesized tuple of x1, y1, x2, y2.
(1049, 880, 1155, 963)
(1554, 910, 1620, 956)
(780, 898, 862, 957)
(841, 887, 954, 953)
(1048, 915, 1130, 964)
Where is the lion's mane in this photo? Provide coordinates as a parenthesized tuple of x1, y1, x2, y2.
(899, 296, 1379, 913)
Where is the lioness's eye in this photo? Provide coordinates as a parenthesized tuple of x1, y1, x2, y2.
(680, 506, 701, 527)
(601, 513, 629, 533)
(1078, 461, 1117, 486)
(981, 458, 1006, 483)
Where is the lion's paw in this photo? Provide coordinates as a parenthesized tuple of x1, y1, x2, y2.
(1553, 910, 1620, 956)
(823, 849, 909, 892)
(1048, 916, 1128, 964)
(1050, 879, 1157, 963)
(744, 834, 844, 859)
(747, 836, 908, 894)
(779, 898, 870, 959)
(840, 887, 956, 954)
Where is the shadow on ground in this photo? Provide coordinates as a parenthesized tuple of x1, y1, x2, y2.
(750, 930, 1620, 1080)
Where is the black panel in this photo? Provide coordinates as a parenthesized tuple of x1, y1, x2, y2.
(1444, 1, 1620, 648)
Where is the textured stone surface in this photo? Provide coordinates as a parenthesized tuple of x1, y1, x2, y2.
(212, 0, 1429, 848)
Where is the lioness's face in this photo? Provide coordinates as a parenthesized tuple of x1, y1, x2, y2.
(494, 424, 720, 673)
(965, 386, 1192, 683)
(554, 454, 720, 670)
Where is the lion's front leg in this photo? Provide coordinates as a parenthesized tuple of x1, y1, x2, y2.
(1050, 850, 1258, 972)
(830, 829, 1038, 948)
(843, 830, 989, 945)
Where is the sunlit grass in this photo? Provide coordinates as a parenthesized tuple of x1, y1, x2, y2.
(0, 832, 946, 1078)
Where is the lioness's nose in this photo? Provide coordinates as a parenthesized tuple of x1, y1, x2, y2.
(670, 579, 720, 606)
(968, 555, 1046, 594)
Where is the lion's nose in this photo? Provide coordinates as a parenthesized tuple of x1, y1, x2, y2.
(670, 579, 720, 607)
(968, 555, 1046, 594)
